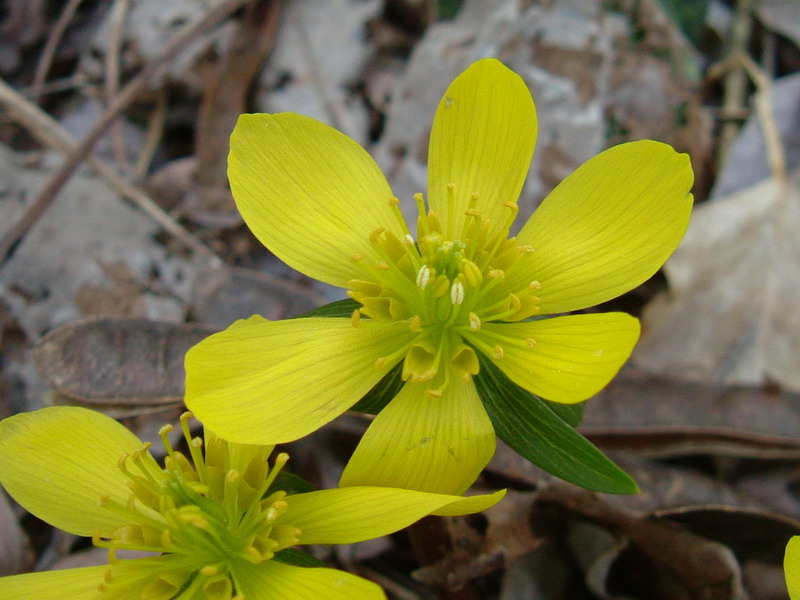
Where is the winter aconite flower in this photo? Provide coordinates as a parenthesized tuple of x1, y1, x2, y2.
(787, 536, 800, 600)
(185, 58, 693, 495)
(0, 407, 503, 600)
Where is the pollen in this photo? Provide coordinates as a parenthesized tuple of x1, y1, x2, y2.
(93, 412, 298, 598)
(344, 186, 543, 393)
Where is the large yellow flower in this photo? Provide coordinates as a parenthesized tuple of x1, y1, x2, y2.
(787, 536, 800, 600)
(0, 407, 502, 600)
(185, 58, 693, 495)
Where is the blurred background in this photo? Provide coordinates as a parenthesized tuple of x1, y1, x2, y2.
(1, 0, 800, 598)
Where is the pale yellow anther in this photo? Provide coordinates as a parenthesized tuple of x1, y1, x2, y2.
(404, 234, 415, 246)
(351, 309, 361, 328)
(450, 280, 465, 305)
(529, 280, 542, 290)
(526, 337, 537, 348)
(389, 196, 400, 206)
(375, 357, 387, 369)
(493, 345, 504, 359)
(426, 389, 444, 398)
(502, 201, 517, 211)
(465, 208, 482, 218)
(416, 265, 431, 289)
(508, 293, 521, 311)
(520, 245, 535, 253)
(409, 315, 422, 332)
(488, 268, 505, 280)
(376, 261, 390, 271)
(469, 312, 481, 330)
(200, 565, 219, 576)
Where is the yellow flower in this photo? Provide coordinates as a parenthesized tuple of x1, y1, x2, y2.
(185, 58, 693, 495)
(0, 407, 503, 600)
(787, 536, 800, 600)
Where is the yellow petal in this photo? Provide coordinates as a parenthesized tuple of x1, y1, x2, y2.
(229, 113, 404, 288)
(0, 565, 110, 600)
(470, 313, 640, 403)
(427, 58, 537, 239)
(278, 487, 505, 544)
(0, 407, 158, 537)
(233, 560, 386, 600)
(339, 378, 495, 494)
(786, 536, 800, 600)
(512, 141, 693, 313)
(185, 317, 415, 444)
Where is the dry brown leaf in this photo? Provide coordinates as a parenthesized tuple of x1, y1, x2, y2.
(634, 176, 800, 392)
(33, 318, 214, 405)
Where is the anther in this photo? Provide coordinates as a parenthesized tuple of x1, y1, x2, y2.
(389, 197, 400, 206)
(487, 268, 505, 280)
(404, 234, 415, 246)
(376, 261, 390, 271)
(416, 265, 431, 289)
(375, 357, 386, 369)
(426, 389, 444, 399)
(450, 280, 465, 305)
(529, 280, 542, 290)
(200, 565, 219, 576)
(493, 345, 504, 359)
(469, 312, 481, 330)
(526, 337, 537, 348)
(409, 315, 422, 332)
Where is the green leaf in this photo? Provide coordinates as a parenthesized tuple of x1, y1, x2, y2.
(273, 548, 326, 568)
(544, 400, 585, 428)
(293, 298, 360, 319)
(350, 362, 403, 414)
(473, 351, 637, 494)
(269, 470, 316, 496)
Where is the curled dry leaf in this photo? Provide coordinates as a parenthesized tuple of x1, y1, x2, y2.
(634, 177, 800, 392)
(34, 318, 214, 405)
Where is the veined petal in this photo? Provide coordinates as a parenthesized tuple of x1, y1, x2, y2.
(787, 536, 800, 600)
(233, 560, 385, 600)
(278, 486, 505, 544)
(513, 141, 693, 313)
(0, 556, 164, 600)
(428, 58, 537, 239)
(470, 313, 640, 404)
(0, 565, 108, 600)
(185, 317, 415, 444)
(229, 113, 404, 288)
(0, 407, 158, 537)
(339, 378, 495, 495)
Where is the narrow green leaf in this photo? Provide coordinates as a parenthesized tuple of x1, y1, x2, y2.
(544, 400, 585, 428)
(273, 548, 326, 568)
(293, 298, 360, 319)
(473, 352, 637, 494)
(350, 362, 403, 414)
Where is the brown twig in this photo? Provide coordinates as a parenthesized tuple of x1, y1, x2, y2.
(0, 78, 223, 268)
(105, 0, 132, 168)
(30, 0, 85, 102)
(0, 0, 249, 263)
(134, 90, 167, 182)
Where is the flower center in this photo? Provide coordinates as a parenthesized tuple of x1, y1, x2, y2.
(347, 186, 542, 395)
(93, 413, 299, 599)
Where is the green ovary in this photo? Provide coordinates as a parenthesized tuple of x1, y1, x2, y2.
(94, 414, 298, 600)
(347, 188, 543, 395)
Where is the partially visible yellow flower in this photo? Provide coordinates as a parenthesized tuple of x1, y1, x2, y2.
(185, 58, 693, 495)
(787, 536, 800, 600)
(0, 407, 503, 600)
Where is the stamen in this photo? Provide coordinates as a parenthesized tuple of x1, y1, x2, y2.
(351, 309, 361, 328)
(487, 268, 505, 280)
(426, 389, 443, 398)
(404, 234, 415, 246)
(469, 312, 481, 330)
(409, 315, 422, 332)
(450, 280, 465, 305)
(493, 345, 504, 359)
(529, 280, 542, 290)
(526, 337, 537, 348)
(416, 265, 431, 289)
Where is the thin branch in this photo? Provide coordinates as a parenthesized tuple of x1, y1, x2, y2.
(31, 0, 85, 102)
(0, 78, 223, 268)
(0, 0, 249, 263)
